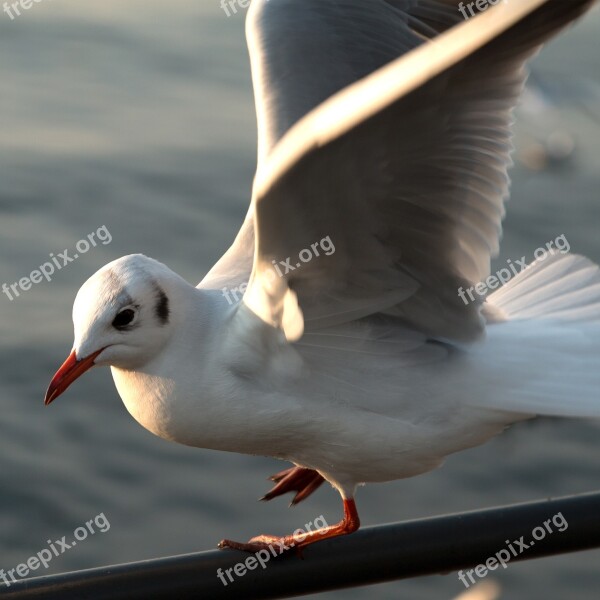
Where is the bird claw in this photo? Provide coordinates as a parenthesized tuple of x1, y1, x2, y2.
(218, 534, 296, 554)
(218, 499, 360, 554)
(260, 466, 325, 505)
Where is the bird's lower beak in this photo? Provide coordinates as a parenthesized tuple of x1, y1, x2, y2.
(44, 349, 103, 405)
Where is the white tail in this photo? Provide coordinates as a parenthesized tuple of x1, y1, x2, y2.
(468, 253, 600, 418)
(487, 253, 600, 323)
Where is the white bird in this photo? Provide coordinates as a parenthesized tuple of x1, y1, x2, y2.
(45, 0, 600, 552)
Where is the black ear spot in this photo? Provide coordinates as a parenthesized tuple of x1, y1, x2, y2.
(155, 286, 170, 325)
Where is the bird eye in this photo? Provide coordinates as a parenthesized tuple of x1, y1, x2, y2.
(112, 308, 136, 330)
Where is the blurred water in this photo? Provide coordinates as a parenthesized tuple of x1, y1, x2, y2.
(0, 2, 599, 598)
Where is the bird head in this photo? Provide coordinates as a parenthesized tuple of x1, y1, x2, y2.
(45, 254, 180, 405)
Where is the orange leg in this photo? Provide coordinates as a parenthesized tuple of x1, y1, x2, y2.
(218, 498, 360, 553)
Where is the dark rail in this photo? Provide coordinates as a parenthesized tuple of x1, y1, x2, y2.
(3, 491, 600, 599)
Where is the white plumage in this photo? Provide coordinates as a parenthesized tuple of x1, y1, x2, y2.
(46, 0, 599, 550)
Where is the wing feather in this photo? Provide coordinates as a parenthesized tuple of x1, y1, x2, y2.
(200, 0, 596, 344)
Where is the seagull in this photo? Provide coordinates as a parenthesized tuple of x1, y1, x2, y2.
(45, 0, 600, 553)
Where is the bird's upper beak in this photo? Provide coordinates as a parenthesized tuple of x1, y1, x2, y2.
(44, 348, 103, 405)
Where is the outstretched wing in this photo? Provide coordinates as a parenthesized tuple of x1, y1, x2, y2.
(199, 0, 438, 294)
(203, 0, 596, 345)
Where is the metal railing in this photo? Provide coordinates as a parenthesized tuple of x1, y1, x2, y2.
(3, 491, 600, 599)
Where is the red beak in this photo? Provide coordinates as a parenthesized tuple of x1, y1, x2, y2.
(44, 349, 104, 405)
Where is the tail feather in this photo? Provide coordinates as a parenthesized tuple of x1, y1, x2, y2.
(487, 253, 600, 323)
(469, 253, 600, 419)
